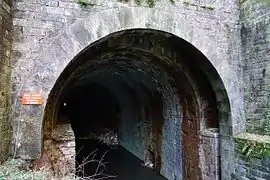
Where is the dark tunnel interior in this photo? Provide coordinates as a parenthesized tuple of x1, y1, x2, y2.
(63, 83, 120, 137)
(57, 76, 168, 179)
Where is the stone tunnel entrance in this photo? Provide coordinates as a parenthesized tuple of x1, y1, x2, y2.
(42, 29, 229, 180)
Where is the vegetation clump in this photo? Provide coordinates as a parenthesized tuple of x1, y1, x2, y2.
(183, 0, 190, 5)
(239, 0, 270, 4)
(0, 159, 51, 180)
(76, 0, 92, 7)
(234, 133, 270, 160)
(0, 150, 116, 180)
(76, 0, 175, 8)
(200, 5, 215, 10)
(183, 0, 215, 10)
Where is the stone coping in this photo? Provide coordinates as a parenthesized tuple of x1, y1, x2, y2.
(234, 133, 270, 144)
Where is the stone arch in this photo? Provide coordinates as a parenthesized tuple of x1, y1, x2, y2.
(11, 8, 240, 179)
(40, 28, 229, 179)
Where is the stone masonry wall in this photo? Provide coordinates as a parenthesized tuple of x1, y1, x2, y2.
(0, 0, 12, 163)
(11, 0, 242, 179)
(232, 133, 270, 180)
(199, 128, 220, 180)
(7, 0, 270, 179)
(233, 154, 270, 180)
(241, 0, 270, 134)
(232, 1, 270, 179)
(50, 124, 75, 176)
(11, 0, 241, 151)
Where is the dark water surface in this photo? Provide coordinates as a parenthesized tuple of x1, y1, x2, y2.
(76, 139, 167, 180)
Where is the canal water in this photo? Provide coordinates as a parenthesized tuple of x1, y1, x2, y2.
(75, 139, 167, 180)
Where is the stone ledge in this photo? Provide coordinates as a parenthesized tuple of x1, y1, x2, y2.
(234, 133, 270, 159)
(51, 124, 75, 142)
(234, 133, 270, 144)
(201, 128, 219, 138)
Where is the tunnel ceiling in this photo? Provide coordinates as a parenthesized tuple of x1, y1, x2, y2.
(70, 59, 170, 97)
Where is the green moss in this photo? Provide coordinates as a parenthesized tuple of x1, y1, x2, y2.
(147, 0, 156, 8)
(183, 0, 215, 10)
(242, 5, 251, 20)
(239, 0, 270, 5)
(234, 133, 270, 160)
(200, 5, 215, 10)
(76, 0, 90, 7)
(0, 159, 48, 180)
(169, 0, 175, 4)
(251, 0, 270, 4)
(135, 0, 143, 5)
(246, 127, 265, 135)
(76, 0, 94, 7)
(117, 0, 175, 8)
(183, 0, 190, 5)
(133, 0, 157, 6)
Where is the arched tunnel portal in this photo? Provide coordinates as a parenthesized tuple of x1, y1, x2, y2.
(42, 29, 230, 180)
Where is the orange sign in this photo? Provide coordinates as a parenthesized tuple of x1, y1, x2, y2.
(22, 93, 43, 105)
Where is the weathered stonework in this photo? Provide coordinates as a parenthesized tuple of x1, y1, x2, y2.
(235, 1, 270, 178)
(232, 133, 270, 180)
(200, 128, 220, 180)
(4, 0, 269, 180)
(0, 0, 12, 163)
(32, 124, 75, 177)
(242, 0, 270, 135)
(9, 0, 243, 179)
(47, 124, 75, 177)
